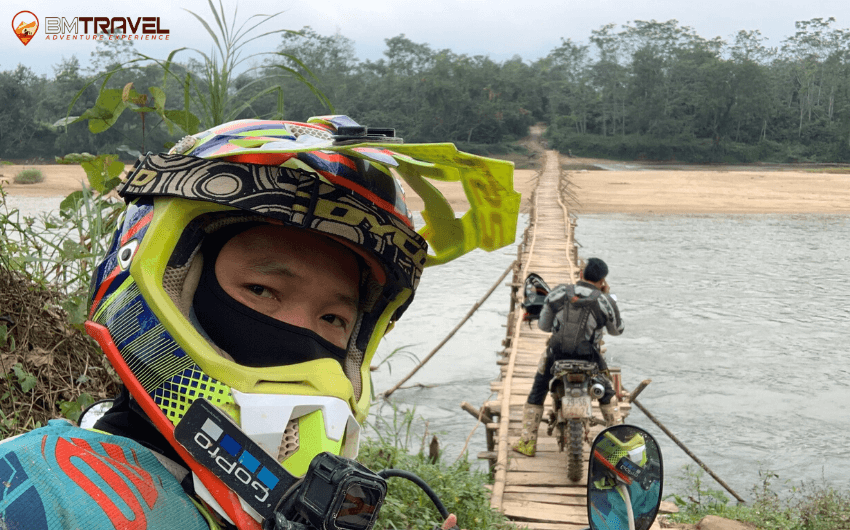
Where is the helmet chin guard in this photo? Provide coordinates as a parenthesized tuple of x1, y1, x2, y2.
(230, 390, 361, 460)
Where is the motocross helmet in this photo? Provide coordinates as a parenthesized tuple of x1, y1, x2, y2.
(597, 430, 648, 469)
(85, 116, 520, 526)
(592, 429, 648, 490)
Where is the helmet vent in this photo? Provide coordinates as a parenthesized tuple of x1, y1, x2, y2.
(345, 316, 364, 400)
(289, 124, 334, 141)
(163, 262, 194, 315)
(277, 418, 300, 461)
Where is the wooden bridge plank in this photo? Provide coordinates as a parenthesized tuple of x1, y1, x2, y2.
(502, 500, 588, 522)
(505, 471, 587, 487)
(503, 492, 586, 506)
(505, 485, 588, 496)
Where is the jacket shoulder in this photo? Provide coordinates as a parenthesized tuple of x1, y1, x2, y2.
(0, 421, 209, 530)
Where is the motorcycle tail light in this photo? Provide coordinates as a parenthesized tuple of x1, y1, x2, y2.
(567, 374, 585, 383)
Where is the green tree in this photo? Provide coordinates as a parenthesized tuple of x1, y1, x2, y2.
(589, 24, 630, 136)
(546, 39, 594, 135)
(0, 66, 51, 158)
(255, 26, 359, 120)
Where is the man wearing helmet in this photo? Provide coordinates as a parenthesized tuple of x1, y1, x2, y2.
(513, 257, 624, 457)
(0, 116, 520, 529)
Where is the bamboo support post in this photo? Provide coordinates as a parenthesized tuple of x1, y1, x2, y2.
(631, 397, 746, 504)
(629, 379, 652, 402)
(460, 401, 494, 424)
(382, 260, 517, 399)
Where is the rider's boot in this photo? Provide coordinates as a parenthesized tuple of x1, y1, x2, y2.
(600, 398, 623, 427)
(512, 403, 544, 456)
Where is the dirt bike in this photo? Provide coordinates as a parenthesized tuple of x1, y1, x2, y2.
(546, 358, 608, 482)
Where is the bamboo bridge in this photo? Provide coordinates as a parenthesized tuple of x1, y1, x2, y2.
(471, 147, 633, 529)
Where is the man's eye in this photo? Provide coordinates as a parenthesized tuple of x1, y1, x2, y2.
(247, 285, 273, 298)
(321, 314, 346, 329)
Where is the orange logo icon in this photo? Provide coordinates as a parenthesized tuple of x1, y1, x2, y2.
(12, 11, 38, 46)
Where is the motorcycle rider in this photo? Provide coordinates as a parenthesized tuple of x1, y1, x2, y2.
(0, 116, 519, 529)
(512, 257, 624, 457)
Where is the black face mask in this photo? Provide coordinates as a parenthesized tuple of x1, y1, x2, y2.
(192, 225, 349, 368)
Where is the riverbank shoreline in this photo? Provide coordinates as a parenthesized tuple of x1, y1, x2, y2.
(561, 156, 850, 214)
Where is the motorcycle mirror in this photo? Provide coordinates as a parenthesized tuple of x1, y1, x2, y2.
(78, 399, 115, 429)
(587, 425, 663, 530)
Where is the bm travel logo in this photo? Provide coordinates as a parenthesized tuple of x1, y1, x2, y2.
(11, 11, 169, 46)
(12, 11, 38, 45)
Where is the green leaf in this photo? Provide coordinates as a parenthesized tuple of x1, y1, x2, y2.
(81, 160, 106, 193)
(52, 116, 80, 127)
(59, 400, 82, 422)
(121, 82, 150, 108)
(128, 106, 157, 114)
(60, 393, 96, 422)
(62, 239, 86, 258)
(81, 89, 127, 134)
(104, 178, 123, 194)
(163, 109, 201, 135)
(59, 191, 85, 216)
(107, 159, 125, 179)
(80, 155, 121, 194)
(0, 324, 7, 348)
(61, 297, 88, 327)
(78, 393, 95, 409)
(12, 364, 37, 393)
(149, 86, 167, 113)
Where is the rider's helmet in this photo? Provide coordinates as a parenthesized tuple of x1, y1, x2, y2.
(85, 116, 519, 525)
(596, 430, 648, 469)
(592, 429, 648, 490)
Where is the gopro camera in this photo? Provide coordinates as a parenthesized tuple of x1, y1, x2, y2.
(279, 452, 386, 530)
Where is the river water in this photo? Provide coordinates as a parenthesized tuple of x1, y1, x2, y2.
(7, 195, 849, 499)
(374, 213, 850, 501)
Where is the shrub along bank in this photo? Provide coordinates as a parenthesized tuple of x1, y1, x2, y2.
(546, 130, 850, 165)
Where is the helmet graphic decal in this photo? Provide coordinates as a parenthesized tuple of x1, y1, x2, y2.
(88, 200, 155, 318)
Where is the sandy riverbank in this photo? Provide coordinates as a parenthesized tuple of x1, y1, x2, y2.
(562, 156, 850, 214)
(0, 164, 135, 199)
(2, 158, 848, 214)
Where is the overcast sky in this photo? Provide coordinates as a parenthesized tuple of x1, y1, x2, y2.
(3, 0, 848, 77)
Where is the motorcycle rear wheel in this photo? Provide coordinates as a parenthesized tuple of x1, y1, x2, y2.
(567, 419, 584, 482)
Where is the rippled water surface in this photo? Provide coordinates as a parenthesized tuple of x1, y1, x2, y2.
(375, 213, 850, 498)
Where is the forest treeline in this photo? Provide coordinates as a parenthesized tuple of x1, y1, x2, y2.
(1, 17, 849, 163)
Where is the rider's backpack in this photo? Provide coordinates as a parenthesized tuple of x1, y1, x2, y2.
(547, 284, 605, 360)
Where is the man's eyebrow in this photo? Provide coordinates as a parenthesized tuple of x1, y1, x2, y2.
(336, 292, 359, 310)
(249, 261, 295, 276)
